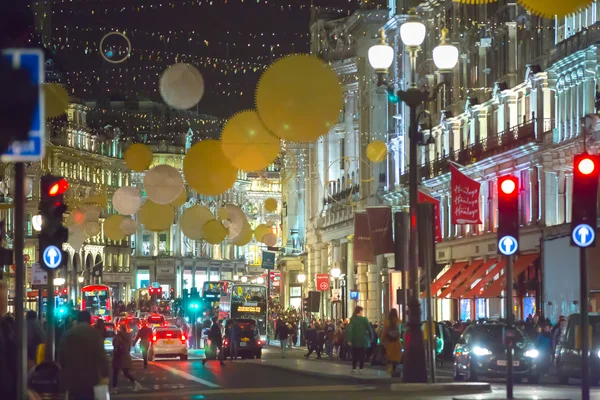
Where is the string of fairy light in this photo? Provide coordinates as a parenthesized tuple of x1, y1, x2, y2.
(42, 0, 362, 15)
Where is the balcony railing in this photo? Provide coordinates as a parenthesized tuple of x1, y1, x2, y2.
(400, 119, 550, 184)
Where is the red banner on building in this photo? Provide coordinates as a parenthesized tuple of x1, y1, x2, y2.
(417, 191, 443, 243)
(316, 273, 330, 291)
(353, 212, 376, 263)
(366, 206, 394, 255)
(451, 165, 481, 225)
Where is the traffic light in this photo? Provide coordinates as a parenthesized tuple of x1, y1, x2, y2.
(497, 175, 519, 256)
(39, 174, 68, 271)
(571, 153, 600, 247)
(303, 297, 309, 312)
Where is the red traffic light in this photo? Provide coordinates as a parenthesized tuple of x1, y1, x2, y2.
(48, 179, 68, 196)
(499, 176, 517, 195)
(577, 157, 596, 175)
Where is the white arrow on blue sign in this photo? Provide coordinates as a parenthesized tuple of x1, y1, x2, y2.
(43, 245, 62, 269)
(572, 224, 596, 248)
(1, 48, 45, 162)
(498, 235, 518, 256)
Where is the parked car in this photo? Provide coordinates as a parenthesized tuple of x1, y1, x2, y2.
(555, 313, 600, 384)
(149, 327, 188, 361)
(104, 323, 116, 355)
(453, 321, 540, 383)
(221, 319, 263, 359)
(147, 314, 166, 328)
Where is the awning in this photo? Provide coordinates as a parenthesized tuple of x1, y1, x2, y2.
(449, 258, 498, 299)
(477, 253, 540, 298)
(463, 259, 506, 298)
(421, 261, 469, 298)
(436, 259, 484, 299)
(419, 263, 447, 293)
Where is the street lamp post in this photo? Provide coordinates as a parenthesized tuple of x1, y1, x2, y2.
(368, 11, 458, 383)
(297, 272, 307, 345)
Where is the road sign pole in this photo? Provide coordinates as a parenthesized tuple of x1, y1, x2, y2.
(14, 162, 27, 400)
(266, 269, 271, 345)
(46, 268, 55, 362)
(505, 254, 514, 399)
(581, 246, 590, 400)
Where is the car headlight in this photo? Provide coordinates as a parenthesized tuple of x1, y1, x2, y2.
(524, 349, 539, 358)
(472, 346, 492, 356)
(596, 350, 600, 358)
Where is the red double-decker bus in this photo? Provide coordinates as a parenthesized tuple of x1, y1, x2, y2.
(81, 284, 113, 323)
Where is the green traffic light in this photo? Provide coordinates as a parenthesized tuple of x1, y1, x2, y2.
(387, 92, 399, 104)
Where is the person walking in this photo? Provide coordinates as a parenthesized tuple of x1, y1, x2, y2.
(347, 306, 373, 373)
(229, 320, 241, 361)
(26, 310, 45, 371)
(304, 322, 321, 359)
(275, 320, 290, 358)
(111, 323, 142, 394)
(535, 322, 553, 377)
(203, 317, 226, 366)
(325, 320, 335, 359)
(381, 309, 402, 376)
(133, 320, 153, 368)
(58, 311, 110, 400)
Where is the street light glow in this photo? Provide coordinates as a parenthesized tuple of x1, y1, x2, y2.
(433, 28, 458, 71)
(368, 44, 394, 72)
(400, 20, 426, 47)
(330, 267, 341, 278)
(32, 215, 42, 232)
(257, 277, 265, 284)
(77, 276, 84, 283)
(53, 278, 66, 286)
(297, 273, 306, 284)
(241, 276, 248, 283)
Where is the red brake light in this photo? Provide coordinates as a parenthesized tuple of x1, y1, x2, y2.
(152, 335, 157, 342)
(181, 334, 187, 342)
(224, 339, 229, 346)
(166, 333, 172, 337)
(257, 340, 262, 346)
(49, 179, 69, 196)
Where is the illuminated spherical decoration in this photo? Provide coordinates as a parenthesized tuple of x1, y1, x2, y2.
(516, 0, 592, 18)
(159, 63, 205, 110)
(264, 198, 278, 212)
(366, 141, 387, 163)
(254, 224, 272, 242)
(103, 215, 126, 241)
(262, 233, 277, 247)
(203, 219, 227, 244)
(221, 110, 281, 172)
(256, 55, 343, 143)
(139, 201, 174, 232)
(183, 140, 238, 196)
(144, 164, 184, 205)
(180, 205, 214, 240)
(120, 218, 138, 236)
(112, 186, 142, 215)
(124, 143, 153, 172)
(44, 83, 70, 119)
(170, 189, 188, 207)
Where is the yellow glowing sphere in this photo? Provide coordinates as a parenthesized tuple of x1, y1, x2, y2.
(366, 141, 388, 163)
(183, 140, 238, 196)
(139, 201, 174, 232)
(124, 144, 153, 172)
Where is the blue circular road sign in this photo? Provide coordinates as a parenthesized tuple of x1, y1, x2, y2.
(42, 245, 62, 269)
(498, 235, 518, 256)
(572, 224, 596, 248)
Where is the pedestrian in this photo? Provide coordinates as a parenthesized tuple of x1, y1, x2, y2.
(275, 320, 290, 358)
(133, 320, 152, 368)
(304, 322, 321, 359)
(552, 316, 566, 355)
(58, 311, 110, 400)
(381, 309, 402, 376)
(111, 323, 143, 394)
(535, 322, 553, 375)
(203, 317, 226, 366)
(26, 310, 45, 371)
(229, 320, 241, 361)
(94, 318, 107, 339)
(0, 314, 17, 399)
(347, 306, 373, 373)
(325, 320, 335, 359)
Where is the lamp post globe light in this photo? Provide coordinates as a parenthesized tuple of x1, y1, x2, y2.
(77, 276, 84, 283)
(241, 276, 248, 283)
(368, 30, 394, 86)
(330, 267, 341, 279)
(368, 9, 458, 384)
(433, 28, 459, 71)
(297, 273, 306, 284)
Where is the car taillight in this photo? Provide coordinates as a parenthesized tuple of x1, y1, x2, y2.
(152, 335, 157, 342)
(181, 334, 187, 343)
(166, 333, 172, 337)
(257, 340, 262, 346)
(138, 324, 141, 329)
(224, 340, 229, 347)
(163, 322, 167, 327)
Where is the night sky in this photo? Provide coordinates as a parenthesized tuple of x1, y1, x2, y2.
(46, 0, 361, 118)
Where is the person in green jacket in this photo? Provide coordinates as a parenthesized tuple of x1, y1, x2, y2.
(347, 306, 374, 373)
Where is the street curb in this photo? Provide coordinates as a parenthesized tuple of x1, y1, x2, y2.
(391, 382, 491, 394)
(254, 360, 393, 384)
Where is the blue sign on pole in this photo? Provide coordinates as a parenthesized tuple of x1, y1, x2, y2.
(261, 251, 275, 270)
(1, 48, 45, 162)
(42, 245, 62, 269)
(498, 235, 518, 256)
(572, 223, 596, 248)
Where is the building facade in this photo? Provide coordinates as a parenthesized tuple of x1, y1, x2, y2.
(299, 0, 600, 324)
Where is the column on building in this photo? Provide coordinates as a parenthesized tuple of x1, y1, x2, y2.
(537, 165, 546, 223)
(357, 262, 368, 316)
(557, 170, 566, 225)
(565, 172, 573, 224)
(321, 244, 330, 318)
(506, 92, 519, 132)
(545, 170, 558, 226)
(346, 236, 355, 319)
(366, 256, 381, 321)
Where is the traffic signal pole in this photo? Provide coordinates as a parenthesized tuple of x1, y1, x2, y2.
(580, 247, 590, 400)
(46, 268, 56, 361)
(14, 162, 27, 400)
(505, 254, 514, 399)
